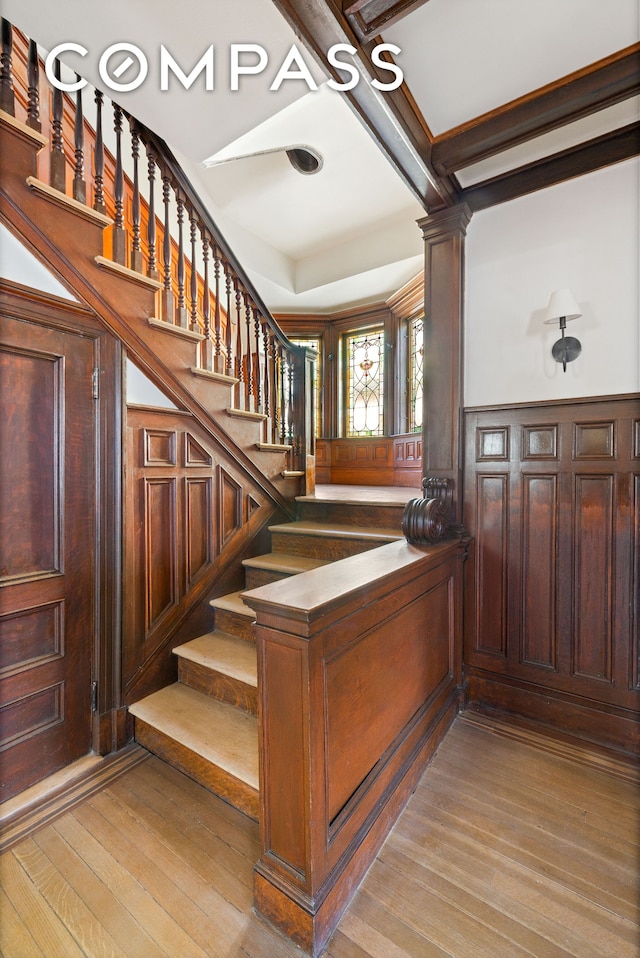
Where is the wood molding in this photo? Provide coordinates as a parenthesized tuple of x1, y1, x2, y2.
(270, 0, 458, 212)
(433, 43, 640, 174)
(463, 122, 640, 212)
(343, 0, 432, 41)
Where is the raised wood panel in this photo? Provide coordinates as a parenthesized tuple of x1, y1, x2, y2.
(184, 432, 212, 467)
(143, 429, 177, 466)
(316, 435, 422, 486)
(476, 426, 509, 461)
(521, 475, 558, 670)
(573, 474, 614, 682)
(261, 639, 307, 878)
(574, 421, 615, 459)
(0, 601, 63, 672)
(0, 346, 60, 579)
(144, 478, 178, 632)
(474, 474, 508, 656)
(324, 578, 451, 824)
(185, 478, 212, 587)
(218, 467, 242, 550)
(464, 395, 639, 753)
(0, 682, 63, 748)
(522, 424, 558, 459)
(634, 420, 640, 458)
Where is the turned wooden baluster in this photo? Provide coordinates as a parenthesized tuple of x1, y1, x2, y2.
(262, 321, 271, 424)
(161, 173, 174, 322)
(176, 193, 187, 327)
(93, 90, 106, 215)
(189, 208, 199, 332)
(130, 124, 143, 272)
(279, 344, 287, 444)
(245, 297, 253, 409)
(224, 264, 233, 377)
(213, 246, 223, 374)
(0, 19, 15, 116)
(234, 280, 244, 407)
(286, 347, 295, 446)
(50, 59, 66, 192)
(146, 146, 158, 279)
(112, 104, 126, 265)
(202, 235, 213, 370)
(26, 39, 41, 131)
(270, 335, 279, 443)
(72, 78, 86, 203)
(253, 308, 262, 413)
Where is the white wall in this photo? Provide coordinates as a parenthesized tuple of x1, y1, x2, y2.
(0, 223, 78, 301)
(465, 157, 639, 407)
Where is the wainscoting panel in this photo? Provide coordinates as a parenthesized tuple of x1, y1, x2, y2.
(463, 395, 640, 754)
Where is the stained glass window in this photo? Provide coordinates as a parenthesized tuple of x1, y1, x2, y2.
(345, 327, 384, 437)
(409, 316, 423, 432)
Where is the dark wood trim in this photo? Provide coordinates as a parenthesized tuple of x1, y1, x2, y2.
(465, 391, 640, 414)
(419, 204, 472, 525)
(433, 43, 640, 173)
(0, 744, 148, 852)
(462, 122, 640, 212)
(343, 0, 432, 42)
(271, 0, 459, 212)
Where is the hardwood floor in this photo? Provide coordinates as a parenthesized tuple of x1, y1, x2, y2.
(1, 712, 638, 957)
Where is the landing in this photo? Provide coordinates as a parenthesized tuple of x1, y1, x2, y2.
(298, 483, 419, 506)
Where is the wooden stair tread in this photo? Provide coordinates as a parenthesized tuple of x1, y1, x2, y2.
(173, 633, 257, 687)
(129, 684, 258, 789)
(268, 520, 403, 541)
(242, 553, 331, 575)
(209, 590, 255, 618)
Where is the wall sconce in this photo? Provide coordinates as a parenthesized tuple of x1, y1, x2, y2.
(542, 288, 582, 372)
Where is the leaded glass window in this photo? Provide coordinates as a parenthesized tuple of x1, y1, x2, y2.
(409, 316, 423, 432)
(345, 327, 384, 437)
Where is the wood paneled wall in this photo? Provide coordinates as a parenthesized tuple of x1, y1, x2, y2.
(315, 434, 422, 487)
(463, 394, 640, 754)
(123, 405, 276, 704)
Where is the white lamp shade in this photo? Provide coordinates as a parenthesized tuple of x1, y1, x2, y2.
(543, 288, 582, 324)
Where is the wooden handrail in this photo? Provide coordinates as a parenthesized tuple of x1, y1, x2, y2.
(1, 17, 312, 470)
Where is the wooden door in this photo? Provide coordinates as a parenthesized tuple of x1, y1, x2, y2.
(0, 313, 97, 802)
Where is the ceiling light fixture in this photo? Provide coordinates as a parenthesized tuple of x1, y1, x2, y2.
(542, 288, 582, 372)
(286, 147, 323, 175)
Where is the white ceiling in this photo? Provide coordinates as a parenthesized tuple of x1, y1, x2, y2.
(4, 0, 638, 314)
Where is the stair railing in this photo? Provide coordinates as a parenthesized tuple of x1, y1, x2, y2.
(1, 19, 312, 470)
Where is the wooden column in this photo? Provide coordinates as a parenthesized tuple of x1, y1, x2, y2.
(419, 204, 472, 526)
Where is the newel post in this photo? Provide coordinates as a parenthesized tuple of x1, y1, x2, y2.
(418, 203, 472, 529)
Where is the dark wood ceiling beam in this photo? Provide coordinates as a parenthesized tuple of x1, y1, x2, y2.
(272, 0, 460, 213)
(462, 122, 640, 212)
(342, 0, 432, 42)
(432, 43, 640, 174)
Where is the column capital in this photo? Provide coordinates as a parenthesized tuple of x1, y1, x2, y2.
(417, 203, 473, 242)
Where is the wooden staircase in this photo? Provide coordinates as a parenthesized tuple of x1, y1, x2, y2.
(128, 487, 410, 820)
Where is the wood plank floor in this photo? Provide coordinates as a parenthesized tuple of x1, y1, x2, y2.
(1, 712, 638, 957)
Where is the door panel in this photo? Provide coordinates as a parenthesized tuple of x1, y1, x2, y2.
(0, 316, 96, 801)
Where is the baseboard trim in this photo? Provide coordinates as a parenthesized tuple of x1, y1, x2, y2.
(0, 744, 149, 852)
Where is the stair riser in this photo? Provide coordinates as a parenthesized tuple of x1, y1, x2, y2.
(243, 566, 293, 589)
(178, 659, 257, 716)
(296, 501, 405, 529)
(213, 608, 256, 642)
(270, 532, 390, 561)
(133, 718, 258, 821)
